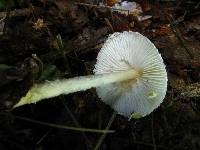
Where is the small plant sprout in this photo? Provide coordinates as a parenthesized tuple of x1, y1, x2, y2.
(14, 31, 167, 118)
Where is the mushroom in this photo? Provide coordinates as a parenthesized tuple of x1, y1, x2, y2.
(94, 31, 167, 117)
(14, 31, 167, 118)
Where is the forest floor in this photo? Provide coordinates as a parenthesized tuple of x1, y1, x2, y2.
(0, 0, 200, 150)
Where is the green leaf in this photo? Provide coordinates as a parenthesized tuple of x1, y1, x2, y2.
(39, 65, 61, 81)
(0, 0, 6, 9)
(129, 112, 143, 120)
(0, 64, 13, 70)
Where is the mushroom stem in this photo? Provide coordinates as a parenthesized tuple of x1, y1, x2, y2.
(14, 69, 140, 108)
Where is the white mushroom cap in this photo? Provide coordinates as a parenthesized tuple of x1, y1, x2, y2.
(94, 31, 167, 117)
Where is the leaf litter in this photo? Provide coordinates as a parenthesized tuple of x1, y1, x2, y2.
(0, 0, 200, 149)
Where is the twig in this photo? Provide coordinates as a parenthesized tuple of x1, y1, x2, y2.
(0, 112, 115, 133)
(32, 53, 44, 78)
(166, 14, 194, 59)
(195, 1, 200, 9)
(61, 99, 93, 149)
(104, 18, 114, 33)
(170, 11, 187, 26)
(36, 128, 52, 145)
(55, 34, 71, 74)
(94, 111, 117, 150)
